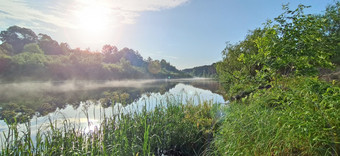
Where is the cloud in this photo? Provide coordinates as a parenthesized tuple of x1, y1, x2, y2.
(0, 0, 75, 30)
(0, 0, 189, 30)
(109, 0, 189, 11)
(74, 0, 189, 12)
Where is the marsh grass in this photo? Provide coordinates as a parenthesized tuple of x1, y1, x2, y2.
(1, 95, 223, 155)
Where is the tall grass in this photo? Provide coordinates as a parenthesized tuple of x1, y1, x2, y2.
(212, 77, 340, 155)
(1, 95, 223, 155)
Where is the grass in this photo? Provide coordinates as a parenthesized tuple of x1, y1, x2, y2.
(1, 95, 223, 156)
(1, 77, 339, 155)
(212, 77, 340, 155)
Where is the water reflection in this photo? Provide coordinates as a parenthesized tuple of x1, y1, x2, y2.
(0, 79, 226, 136)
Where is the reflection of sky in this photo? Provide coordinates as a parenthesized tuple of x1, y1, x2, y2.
(0, 120, 6, 131)
(0, 83, 225, 144)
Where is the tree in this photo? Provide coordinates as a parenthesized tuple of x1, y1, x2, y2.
(22, 43, 43, 54)
(217, 3, 339, 98)
(160, 59, 179, 72)
(102, 44, 118, 63)
(148, 60, 161, 74)
(0, 26, 38, 54)
(147, 57, 153, 63)
(251, 4, 336, 76)
(0, 52, 11, 74)
(216, 29, 266, 96)
(324, 2, 340, 65)
(38, 33, 63, 55)
(60, 42, 71, 54)
(12, 52, 46, 66)
(0, 43, 14, 55)
(119, 48, 145, 67)
(214, 3, 340, 155)
(11, 52, 47, 77)
(102, 44, 118, 55)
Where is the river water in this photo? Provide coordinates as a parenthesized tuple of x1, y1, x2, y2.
(0, 78, 226, 140)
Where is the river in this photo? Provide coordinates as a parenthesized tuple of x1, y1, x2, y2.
(0, 78, 226, 137)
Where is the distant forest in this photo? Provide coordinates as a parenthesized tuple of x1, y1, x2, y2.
(182, 63, 217, 77)
(0, 26, 191, 82)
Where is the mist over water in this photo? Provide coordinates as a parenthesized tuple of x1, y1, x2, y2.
(0, 78, 213, 92)
(0, 78, 216, 99)
(0, 78, 225, 143)
(0, 79, 156, 94)
(0, 79, 225, 147)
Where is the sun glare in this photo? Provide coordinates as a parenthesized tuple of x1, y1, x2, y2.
(74, 3, 111, 34)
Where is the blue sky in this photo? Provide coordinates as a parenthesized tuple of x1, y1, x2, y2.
(0, 0, 336, 69)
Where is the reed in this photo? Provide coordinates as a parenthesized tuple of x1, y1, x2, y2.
(1, 95, 223, 155)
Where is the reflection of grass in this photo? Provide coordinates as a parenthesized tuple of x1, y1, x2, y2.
(1, 96, 223, 155)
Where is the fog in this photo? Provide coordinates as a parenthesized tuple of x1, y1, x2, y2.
(0, 78, 215, 100)
(0, 80, 161, 97)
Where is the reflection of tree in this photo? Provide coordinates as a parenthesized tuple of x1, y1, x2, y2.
(185, 80, 220, 94)
(0, 80, 222, 121)
(101, 81, 178, 106)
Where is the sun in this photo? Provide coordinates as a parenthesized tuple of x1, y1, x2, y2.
(74, 3, 111, 34)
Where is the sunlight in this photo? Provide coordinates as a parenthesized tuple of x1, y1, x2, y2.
(84, 119, 100, 134)
(73, 2, 112, 34)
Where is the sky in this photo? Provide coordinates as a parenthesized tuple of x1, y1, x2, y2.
(0, 0, 336, 69)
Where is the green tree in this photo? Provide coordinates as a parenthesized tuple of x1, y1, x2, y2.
(214, 3, 340, 155)
(38, 33, 63, 55)
(216, 29, 266, 97)
(22, 43, 43, 54)
(324, 2, 340, 65)
(0, 26, 38, 54)
(0, 43, 14, 55)
(217, 3, 339, 98)
(60, 42, 71, 54)
(148, 60, 161, 74)
(253, 4, 335, 76)
(12, 52, 46, 66)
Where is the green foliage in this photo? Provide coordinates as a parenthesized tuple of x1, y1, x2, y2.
(213, 77, 340, 155)
(256, 4, 335, 76)
(22, 43, 43, 54)
(0, 25, 38, 53)
(216, 3, 340, 98)
(160, 59, 180, 73)
(0, 52, 11, 74)
(325, 2, 340, 65)
(9, 52, 47, 79)
(12, 52, 46, 66)
(148, 60, 161, 74)
(38, 33, 63, 55)
(216, 29, 266, 98)
(0, 26, 190, 81)
(0, 43, 13, 56)
(214, 2, 340, 155)
(182, 63, 217, 78)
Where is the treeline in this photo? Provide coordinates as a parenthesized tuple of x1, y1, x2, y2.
(182, 63, 217, 78)
(213, 3, 340, 155)
(0, 26, 190, 81)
